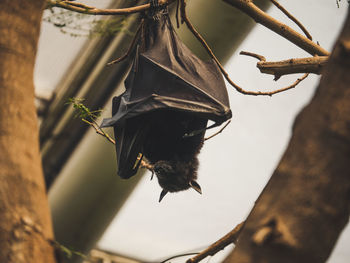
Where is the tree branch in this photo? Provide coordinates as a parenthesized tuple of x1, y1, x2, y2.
(82, 119, 116, 144)
(160, 253, 199, 263)
(205, 120, 231, 141)
(180, 0, 309, 96)
(47, 0, 175, 15)
(186, 222, 244, 263)
(240, 51, 328, 77)
(107, 20, 143, 66)
(223, 0, 329, 56)
(269, 0, 313, 40)
(258, 57, 327, 76)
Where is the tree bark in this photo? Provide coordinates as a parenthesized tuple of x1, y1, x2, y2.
(225, 8, 350, 263)
(0, 1, 57, 262)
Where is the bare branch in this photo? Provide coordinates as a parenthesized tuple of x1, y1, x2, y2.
(81, 119, 115, 144)
(265, 73, 309, 94)
(186, 222, 245, 263)
(160, 253, 199, 263)
(179, 0, 308, 96)
(240, 51, 266, 62)
(205, 120, 231, 141)
(240, 51, 328, 76)
(223, 0, 329, 56)
(107, 20, 143, 66)
(269, 0, 313, 40)
(47, 0, 175, 15)
(258, 57, 327, 76)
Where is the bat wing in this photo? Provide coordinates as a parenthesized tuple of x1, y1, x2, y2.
(101, 11, 231, 129)
(113, 118, 146, 179)
(111, 97, 148, 179)
(101, 9, 232, 179)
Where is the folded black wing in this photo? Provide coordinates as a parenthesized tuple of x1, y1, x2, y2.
(101, 9, 231, 179)
(111, 97, 148, 178)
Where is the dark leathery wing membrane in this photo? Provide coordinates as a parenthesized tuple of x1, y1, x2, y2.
(101, 6, 231, 193)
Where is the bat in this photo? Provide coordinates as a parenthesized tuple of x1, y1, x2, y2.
(101, 5, 231, 202)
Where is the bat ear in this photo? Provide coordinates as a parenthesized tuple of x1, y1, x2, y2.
(189, 180, 202, 194)
(159, 189, 168, 202)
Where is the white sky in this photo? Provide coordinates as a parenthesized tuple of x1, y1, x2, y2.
(35, 1, 349, 262)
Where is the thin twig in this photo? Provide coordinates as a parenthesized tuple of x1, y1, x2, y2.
(82, 119, 116, 144)
(186, 222, 245, 263)
(47, 0, 175, 15)
(205, 120, 231, 141)
(240, 51, 266, 62)
(159, 252, 200, 263)
(222, 0, 329, 56)
(180, 0, 308, 96)
(107, 20, 143, 66)
(269, 0, 313, 40)
(267, 73, 309, 93)
(61, 1, 91, 9)
(240, 51, 328, 76)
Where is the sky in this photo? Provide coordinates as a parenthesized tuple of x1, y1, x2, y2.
(35, 1, 349, 262)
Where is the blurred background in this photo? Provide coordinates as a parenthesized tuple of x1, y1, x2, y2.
(34, 0, 349, 262)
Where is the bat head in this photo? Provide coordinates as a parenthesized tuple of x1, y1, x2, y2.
(153, 160, 202, 202)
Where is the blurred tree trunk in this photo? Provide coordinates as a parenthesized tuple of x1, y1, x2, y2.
(0, 1, 57, 262)
(226, 8, 350, 263)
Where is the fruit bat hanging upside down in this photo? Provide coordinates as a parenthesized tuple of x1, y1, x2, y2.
(101, 3, 231, 202)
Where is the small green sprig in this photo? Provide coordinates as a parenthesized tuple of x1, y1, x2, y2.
(43, 7, 130, 38)
(67, 97, 102, 121)
(67, 98, 115, 144)
(67, 97, 153, 171)
(52, 240, 88, 260)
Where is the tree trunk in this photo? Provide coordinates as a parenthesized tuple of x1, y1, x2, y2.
(226, 8, 350, 263)
(0, 1, 57, 262)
